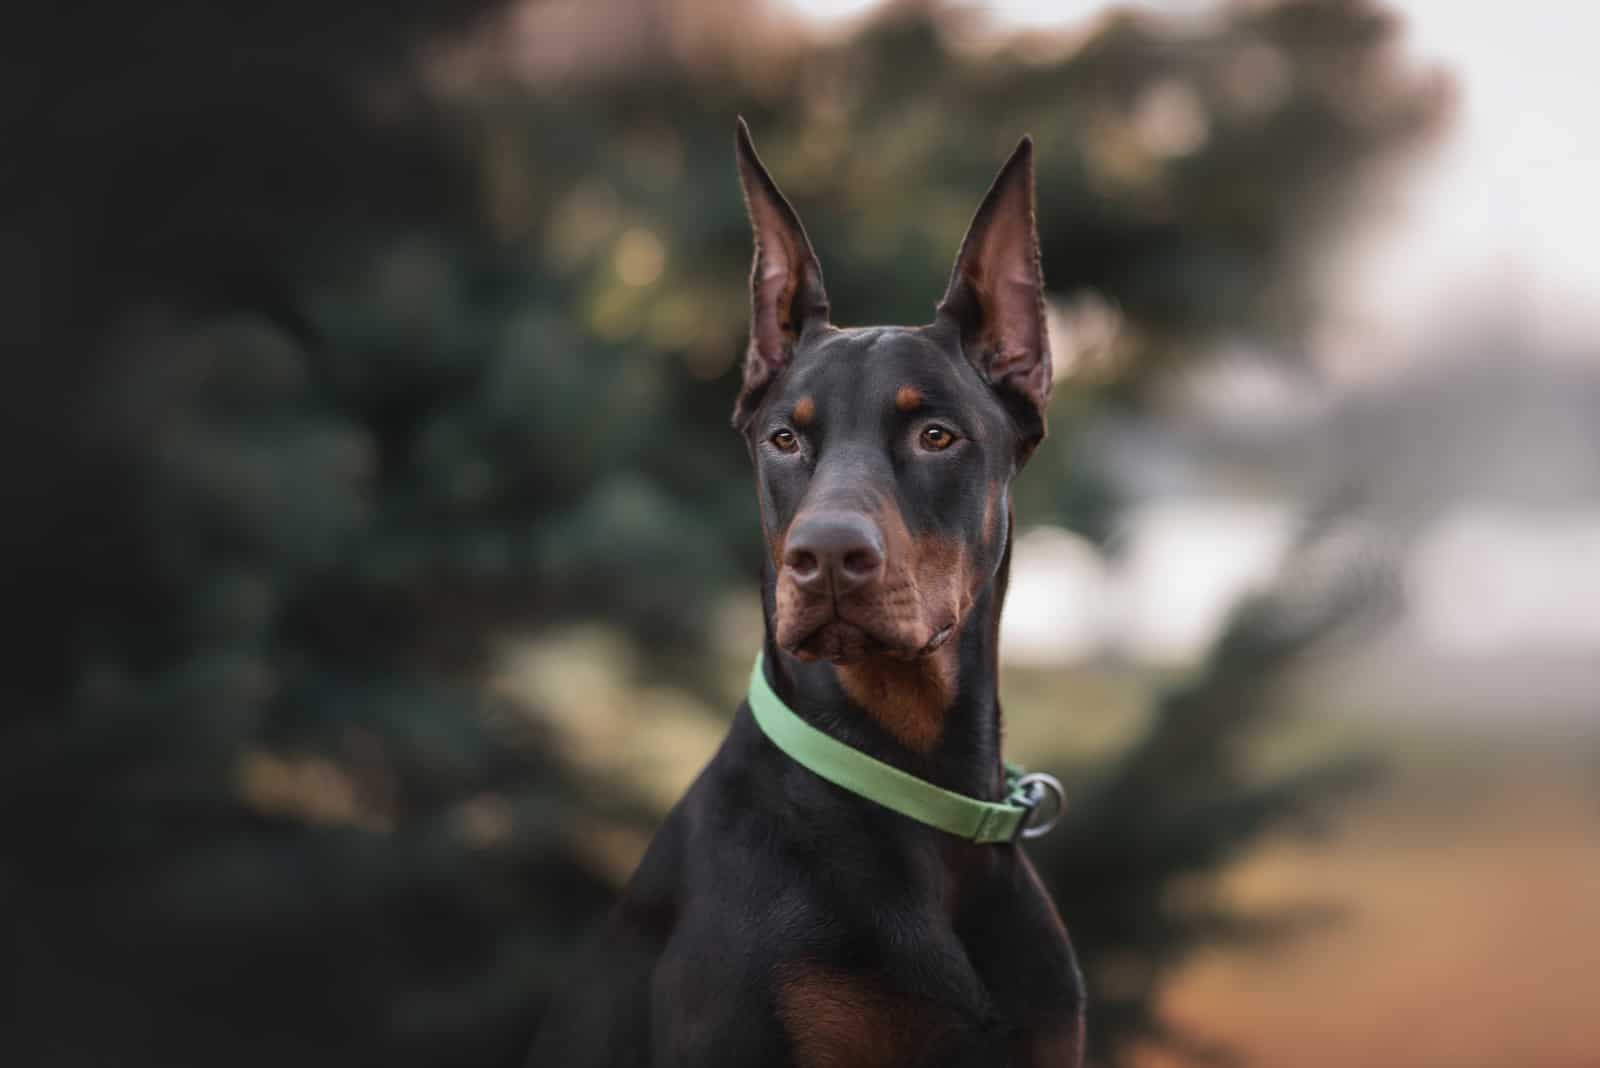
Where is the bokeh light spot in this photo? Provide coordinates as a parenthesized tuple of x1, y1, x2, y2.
(614, 227, 667, 287)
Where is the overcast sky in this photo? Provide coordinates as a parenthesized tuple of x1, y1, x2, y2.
(1317, 0, 1600, 381)
(781, 0, 1600, 377)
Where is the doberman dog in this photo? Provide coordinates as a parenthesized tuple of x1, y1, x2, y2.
(529, 120, 1083, 1067)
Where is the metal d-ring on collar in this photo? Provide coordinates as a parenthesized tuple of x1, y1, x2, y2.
(747, 653, 1066, 845)
(1009, 771, 1067, 841)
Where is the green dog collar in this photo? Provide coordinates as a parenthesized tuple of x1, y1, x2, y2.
(746, 654, 1063, 844)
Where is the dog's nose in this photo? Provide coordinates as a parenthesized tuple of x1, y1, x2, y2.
(784, 511, 885, 595)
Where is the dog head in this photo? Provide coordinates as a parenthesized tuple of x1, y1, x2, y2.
(733, 119, 1051, 666)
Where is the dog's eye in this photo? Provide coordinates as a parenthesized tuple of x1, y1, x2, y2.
(770, 429, 799, 453)
(918, 425, 957, 451)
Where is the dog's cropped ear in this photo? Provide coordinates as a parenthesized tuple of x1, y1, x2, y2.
(938, 136, 1051, 460)
(733, 117, 829, 428)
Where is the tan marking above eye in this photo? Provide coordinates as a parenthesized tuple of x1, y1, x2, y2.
(895, 385, 924, 413)
(792, 396, 816, 427)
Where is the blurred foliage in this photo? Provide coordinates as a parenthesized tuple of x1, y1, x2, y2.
(1, 0, 1442, 1065)
(1033, 514, 1396, 1064)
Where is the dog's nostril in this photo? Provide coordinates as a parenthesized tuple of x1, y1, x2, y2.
(841, 549, 882, 577)
(787, 549, 820, 578)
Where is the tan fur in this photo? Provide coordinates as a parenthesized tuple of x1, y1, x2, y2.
(982, 481, 998, 550)
(894, 384, 924, 413)
(836, 646, 958, 753)
(792, 395, 816, 427)
(768, 526, 785, 569)
(776, 963, 952, 1068)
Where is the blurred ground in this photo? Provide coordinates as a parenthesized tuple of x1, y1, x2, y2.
(1155, 751, 1600, 1068)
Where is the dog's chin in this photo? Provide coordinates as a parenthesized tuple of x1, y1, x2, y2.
(783, 618, 956, 665)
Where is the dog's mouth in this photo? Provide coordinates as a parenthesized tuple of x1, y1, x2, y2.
(785, 615, 955, 665)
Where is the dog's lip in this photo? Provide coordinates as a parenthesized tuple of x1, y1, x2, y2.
(916, 623, 955, 655)
(784, 616, 954, 663)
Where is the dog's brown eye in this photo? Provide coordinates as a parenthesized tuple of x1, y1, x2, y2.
(919, 425, 956, 451)
(770, 429, 799, 453)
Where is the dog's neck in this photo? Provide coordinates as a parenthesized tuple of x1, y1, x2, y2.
(758, 533, 1012, 802)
